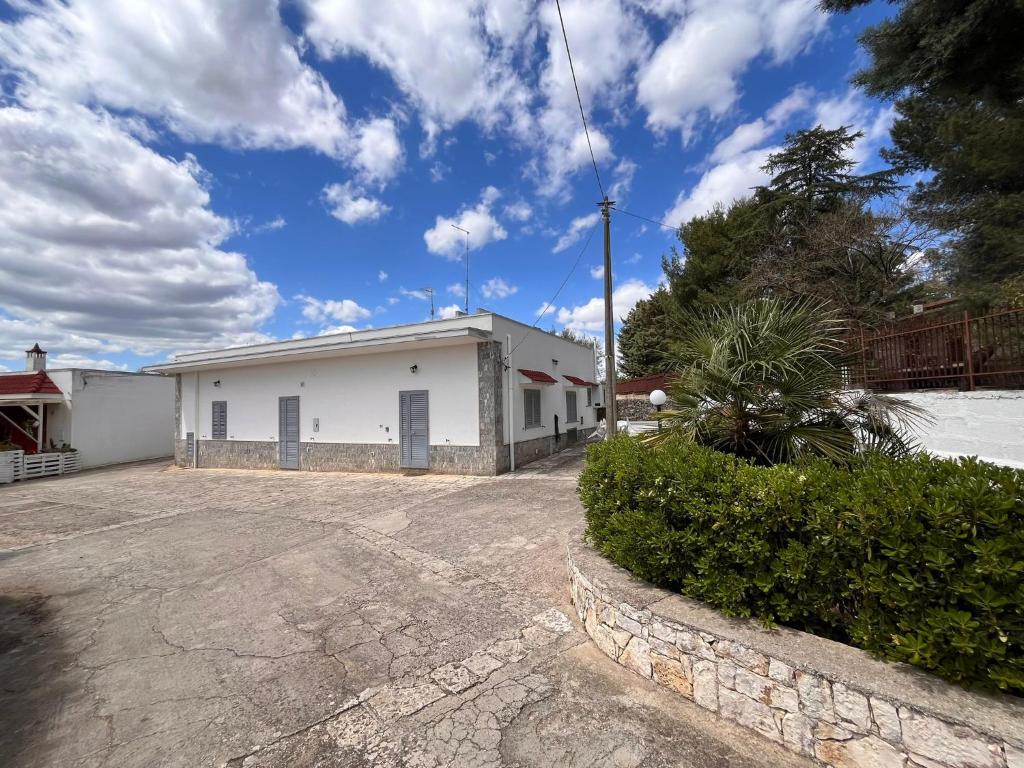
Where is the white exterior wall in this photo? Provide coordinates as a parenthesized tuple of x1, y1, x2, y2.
(897, 390, 1024, 469)
(47, 371, 174, 468)
(492, 317, 599, 445)
(179, 343, 479, 446)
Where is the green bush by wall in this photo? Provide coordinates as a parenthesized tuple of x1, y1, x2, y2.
(578, 436, 1024, 694)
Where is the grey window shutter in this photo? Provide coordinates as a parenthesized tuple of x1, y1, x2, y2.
(566, 391, 578, 423)
(212, 401, 227, 439)
(524, 389, 541, 428)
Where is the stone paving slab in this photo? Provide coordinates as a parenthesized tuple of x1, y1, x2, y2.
(0, 456, 811, 768)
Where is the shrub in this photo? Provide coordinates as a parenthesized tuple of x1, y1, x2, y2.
(578, 436, 1024, 694)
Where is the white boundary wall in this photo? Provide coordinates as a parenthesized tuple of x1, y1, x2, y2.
(897, 390, 1024, 469)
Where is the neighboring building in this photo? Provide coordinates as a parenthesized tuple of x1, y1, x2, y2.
(616, 373, 677, 420)
(145, 312, 600, 475)
(0, 345, 174, 469)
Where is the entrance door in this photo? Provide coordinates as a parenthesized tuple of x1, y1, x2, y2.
(278, 396, 300, 469)
(399, 390, 429, 469)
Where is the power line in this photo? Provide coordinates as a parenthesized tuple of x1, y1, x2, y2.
(506, 222, 598, 360)
(554, 0, 605, 199)
(611, 206, 680, 232)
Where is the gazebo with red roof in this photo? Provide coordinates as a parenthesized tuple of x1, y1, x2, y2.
(0, 347, 66, 453)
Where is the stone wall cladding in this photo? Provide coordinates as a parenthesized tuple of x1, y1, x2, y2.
(567, 528, 1024, 768)
(477, 341, 505, 474)
(198, 439, 278, 470)
(513, 428, 595, 468)
(173, 375, 187, 466)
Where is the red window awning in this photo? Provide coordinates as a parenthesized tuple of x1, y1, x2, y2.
(518, 368, 558, 384)
(563, 375, 598, 387)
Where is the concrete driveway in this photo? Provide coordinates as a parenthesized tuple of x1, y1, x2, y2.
(0, 448, 810, 768)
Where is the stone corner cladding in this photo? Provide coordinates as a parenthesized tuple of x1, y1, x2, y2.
(566, 539, 1023, 768)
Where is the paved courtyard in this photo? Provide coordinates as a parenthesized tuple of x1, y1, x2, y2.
(0, 448, 810, 768)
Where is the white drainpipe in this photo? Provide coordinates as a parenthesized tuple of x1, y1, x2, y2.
(506, 334, 515, 472)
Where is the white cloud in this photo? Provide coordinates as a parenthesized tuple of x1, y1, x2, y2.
(400, 287, 431, 301)
(302, 0, 534, 140)
(47, 353, 129, 371)
(813, 89, 896, 168)
(553, 212, 600, 253)
(0, 103, 279, 363)
(387, 296, 401, 306)
(438, 304, 463, 320)
(536, 303, 557, 318)
(252, 215, 287, 234)
(295, 295, 372, 324)
(480, 277, 517, 299)
(352, 117, 404, 184)
(447, 283, 466, 298)
(0, 0, 350, 157)
(590, 265, 605, 279)
(378, 270, 389, 282)
(318, 324, 359, 336)
(663, 85, 814, 225)
(423, 187, 508, 259)
(322, 181, 390, 225)
(555, 279, 654, 332)
(503, 201, 533, 222)
(636, 0, 826, 141)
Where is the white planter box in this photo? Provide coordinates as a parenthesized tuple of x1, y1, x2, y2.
(60, 452, 81, 473)
(23, 452, 63, 479)
(0, 450, 23, 484)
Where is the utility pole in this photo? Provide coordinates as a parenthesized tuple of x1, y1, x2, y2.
(451, 224, 470, 313)
(600, 196, 617, 437)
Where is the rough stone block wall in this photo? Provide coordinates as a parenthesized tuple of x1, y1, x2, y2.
(616, 394, 677, 421)
(198, 440, 278, 470)
(567, 534, 1023, 768)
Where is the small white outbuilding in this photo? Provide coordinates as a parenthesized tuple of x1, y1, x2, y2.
(0, 344, 174, 471)
(146, 312, 601, 475)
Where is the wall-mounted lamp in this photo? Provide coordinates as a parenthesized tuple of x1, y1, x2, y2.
(213, 380, 221, 388)
(409, 364, 418, 374)
(551, 358, 559, 366)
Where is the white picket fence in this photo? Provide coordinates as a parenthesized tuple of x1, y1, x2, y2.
(0, 450, 80, 483)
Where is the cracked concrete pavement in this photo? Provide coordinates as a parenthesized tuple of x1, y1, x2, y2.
(0, 447, 812, 768)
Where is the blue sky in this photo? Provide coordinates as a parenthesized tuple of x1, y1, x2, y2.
(0, 0, 894, 372)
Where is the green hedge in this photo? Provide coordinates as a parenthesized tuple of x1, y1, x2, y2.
(578, 436, 1024, 694)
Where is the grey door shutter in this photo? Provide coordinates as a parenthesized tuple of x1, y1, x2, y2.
(212, 401, 227, 439)
(278, 396, 300, 469)
(566, 391, 578, 423)
(399, 390, 429, 469)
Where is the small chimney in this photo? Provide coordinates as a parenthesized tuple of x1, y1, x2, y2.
(26, 343, 47, 371)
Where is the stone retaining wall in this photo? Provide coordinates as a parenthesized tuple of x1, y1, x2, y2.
(567, 529, 1024, 768)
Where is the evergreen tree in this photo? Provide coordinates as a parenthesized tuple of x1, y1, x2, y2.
(617, 288, 677, 379)
(822, 0, 1024, 300)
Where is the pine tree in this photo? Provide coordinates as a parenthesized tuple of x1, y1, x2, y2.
(822, 0, 1024, 300)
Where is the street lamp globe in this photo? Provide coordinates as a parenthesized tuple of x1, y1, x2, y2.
(649, 389, 667, 407)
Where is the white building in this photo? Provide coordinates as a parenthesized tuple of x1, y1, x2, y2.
(146, 312, 601, 475)
(0, 345, 174, 469)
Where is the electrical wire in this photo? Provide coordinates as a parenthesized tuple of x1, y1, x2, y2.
(506, 223, 598, 361)
(611, 205, 680, 232)
(554, 0, 605, 200)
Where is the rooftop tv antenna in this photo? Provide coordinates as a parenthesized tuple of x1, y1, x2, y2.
(450, 224, 470, 313)
(421, 287, 435, 319)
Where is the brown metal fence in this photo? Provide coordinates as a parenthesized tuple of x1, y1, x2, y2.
(844, 307, 1024, 392)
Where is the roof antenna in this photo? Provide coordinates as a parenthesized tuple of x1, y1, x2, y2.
(450, 224, 470, 313)
(421, 287, 435, 319)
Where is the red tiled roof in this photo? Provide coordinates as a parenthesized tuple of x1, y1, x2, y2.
(563, 375, 598, 387)
(0, 370, 63, 396)
(616, 373, 675, 395)
(518, 368, 558, 384)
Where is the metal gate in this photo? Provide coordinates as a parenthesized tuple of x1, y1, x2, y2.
(278, 396, 300, 470)
(399, 390, 429, 469)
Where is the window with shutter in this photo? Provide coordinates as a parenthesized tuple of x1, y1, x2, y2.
(566, 391, 578, 423)
(211, 401, 227, 439)
(523, 389, 541, 429)
(586, 387, 593, 407)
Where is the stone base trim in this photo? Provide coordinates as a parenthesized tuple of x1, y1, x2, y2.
(567, 528, 1023, 768)
(511, 427, 595, 469)
(182, 439, 500, 475)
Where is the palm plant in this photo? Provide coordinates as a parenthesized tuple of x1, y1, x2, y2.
(647, 297, 928, 464)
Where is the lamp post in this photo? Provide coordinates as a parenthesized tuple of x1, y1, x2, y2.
(649, 389, 666, 432)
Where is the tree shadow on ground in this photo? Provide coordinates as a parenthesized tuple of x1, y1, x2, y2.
(0, 591, 67, 768)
